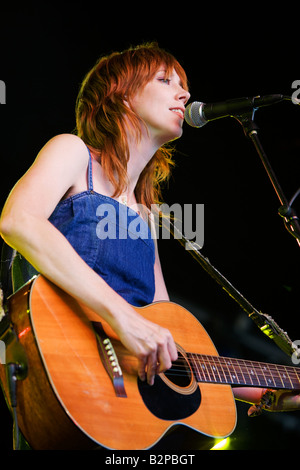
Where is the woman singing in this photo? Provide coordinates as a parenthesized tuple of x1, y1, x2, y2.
(1, 43, 299, 449)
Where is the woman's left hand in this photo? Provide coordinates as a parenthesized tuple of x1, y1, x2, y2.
(248, 389, 300, 417)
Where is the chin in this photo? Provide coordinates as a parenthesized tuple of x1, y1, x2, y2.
(164, 126, 184, 144)
(154, 124, 183, 146)
(169, 128, 183, 142)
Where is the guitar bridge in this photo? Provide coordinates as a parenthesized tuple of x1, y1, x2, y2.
(92, 322, 127, 398)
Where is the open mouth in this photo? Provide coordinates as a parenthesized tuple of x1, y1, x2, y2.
(170, 108, 184, 119)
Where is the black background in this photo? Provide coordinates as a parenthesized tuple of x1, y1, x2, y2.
(0, 3, 299, 451)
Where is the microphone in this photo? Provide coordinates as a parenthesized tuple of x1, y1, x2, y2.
(184, 94, 285, 128)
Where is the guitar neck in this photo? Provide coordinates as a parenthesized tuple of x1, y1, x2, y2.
(188, 353, 300, 390)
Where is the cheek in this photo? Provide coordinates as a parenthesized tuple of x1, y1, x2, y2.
(131, 85, 164, 119)
(132, 99, 163, 126)
(130, 97, 149, 121)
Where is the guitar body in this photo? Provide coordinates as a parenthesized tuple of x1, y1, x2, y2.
(1, 275, 236, 450)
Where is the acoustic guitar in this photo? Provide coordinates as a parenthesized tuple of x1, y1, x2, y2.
(1, 275, 299, 450)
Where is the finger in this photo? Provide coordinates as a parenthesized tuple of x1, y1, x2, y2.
(161, 329, 178, 364)
(168, 337, 178, 362)
(137, 358, 147, 382)
(146, 352, 158, 386)
(156, 338, 178, 374)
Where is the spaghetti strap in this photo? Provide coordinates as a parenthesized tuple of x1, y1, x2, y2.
(86, 146, 94, 192)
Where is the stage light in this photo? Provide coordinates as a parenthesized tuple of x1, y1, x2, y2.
(210, 437, 230, 450)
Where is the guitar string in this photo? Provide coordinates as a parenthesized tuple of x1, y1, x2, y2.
(137, 355, 300, 387)
(115, 352, 300, 386)
(153, 355, 300, 377)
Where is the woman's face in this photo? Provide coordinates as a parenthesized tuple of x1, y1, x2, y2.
(130, 67, 190, 146)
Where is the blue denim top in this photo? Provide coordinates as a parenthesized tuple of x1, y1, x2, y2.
(12, 149, 156, 307)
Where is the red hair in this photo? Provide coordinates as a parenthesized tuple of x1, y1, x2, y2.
(75, 43, 188, 208)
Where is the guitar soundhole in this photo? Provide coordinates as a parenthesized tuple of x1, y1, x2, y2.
(164, 351, 192, 388)
(137, 348, 201, 421)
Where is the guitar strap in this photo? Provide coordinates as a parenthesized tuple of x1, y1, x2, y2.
(160, 215, 298, 359)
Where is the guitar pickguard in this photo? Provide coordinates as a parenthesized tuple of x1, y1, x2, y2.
(137, 350, 201, 420)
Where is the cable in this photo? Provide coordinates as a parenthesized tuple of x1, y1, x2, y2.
(289, 188, 300, 208)
(6, 363, 21, 450)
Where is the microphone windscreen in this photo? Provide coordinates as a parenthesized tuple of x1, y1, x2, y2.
(184, 102, 206, 128)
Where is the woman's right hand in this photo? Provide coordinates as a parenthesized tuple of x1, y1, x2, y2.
(112, 308, 178, 386)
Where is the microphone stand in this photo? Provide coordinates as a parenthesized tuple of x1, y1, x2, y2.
(161, 103, 300, 358)
(232, 107, 300, 247)
(162, 216, 298, 359)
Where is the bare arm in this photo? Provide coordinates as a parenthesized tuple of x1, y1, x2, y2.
(233, 387, 266, 404)
(0, 134, 177, 384)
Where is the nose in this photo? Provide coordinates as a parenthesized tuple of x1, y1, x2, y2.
(176, 85, 190, 106)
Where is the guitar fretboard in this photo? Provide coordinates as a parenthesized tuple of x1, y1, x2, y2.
(187, 353, 300, 389)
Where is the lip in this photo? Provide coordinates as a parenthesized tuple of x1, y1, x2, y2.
(170, 107, 185, 119)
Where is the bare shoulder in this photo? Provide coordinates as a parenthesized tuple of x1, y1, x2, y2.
(33, 133, 90, 189)
(2, 134, 92, 219)
(37, 133, 89, 163)
(44, 133, 86, 147)
(33, 133, 93, 202)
